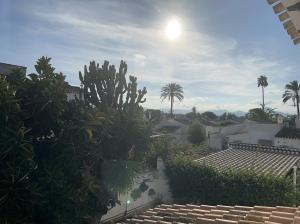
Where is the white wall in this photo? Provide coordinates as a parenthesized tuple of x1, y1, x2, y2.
(205, 126, 221, 137)
(274, 137, 300, 149)
(296, 116, 300, 129)
(208, 133, 223, 150)
(227, 133, 250, 144)
(226, 123, 282, 145)
(208, 121, 284, 149)
(247, 123, 282, 145)
(66, 92, 77, 101)
(221, 123, 245, 136)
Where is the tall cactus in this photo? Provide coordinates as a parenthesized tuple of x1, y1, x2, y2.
(79, 60, 147, 112)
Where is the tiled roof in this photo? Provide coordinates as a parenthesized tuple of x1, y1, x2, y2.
(119, 203, 300, 224)
(275, 128, 300, 139)
(194, 143, 300, 176)
(0, 62, 26, 76)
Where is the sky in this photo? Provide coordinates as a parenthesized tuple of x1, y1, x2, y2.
(1, 0, 300, 114)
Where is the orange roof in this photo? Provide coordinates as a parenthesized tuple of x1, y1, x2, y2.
(119, 203, 300, 224)
(267, 0, 300, 45)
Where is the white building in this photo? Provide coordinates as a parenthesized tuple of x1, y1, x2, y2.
(208, 119, 284, 150)
(66, 84, 81, 101)
(274, 116, 300, 149)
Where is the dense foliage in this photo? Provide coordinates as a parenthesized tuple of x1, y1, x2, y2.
(143, 137, 171, 168)
(0, 57, 150, 224)
(246, 107, 277, 122)
(201, 111, 217, 120)
(0, 78, 36, 223)
(166, 157, 297, 206)
(187, 121, 206, 145)
(219, 112, 238, 121)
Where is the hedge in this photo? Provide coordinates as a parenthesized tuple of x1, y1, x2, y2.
(166, 156, 297, 206)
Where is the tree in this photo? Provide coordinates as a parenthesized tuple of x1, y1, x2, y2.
(257, 75, 268, 112)
(220, 112, 238, 121)
(1, 57, 116, 224)
(201, 111, 217, 120)
(185, 107, 197, 120)
(282, 80, 300, 115)
(0, 78, 37, 223)
(246, 107, 276, 122)
(187, 121, 206, 145)
(160, 83, 184, 118)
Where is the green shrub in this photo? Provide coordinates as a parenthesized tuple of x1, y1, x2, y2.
(187, 121, 206, 145)
(143, 137, 171, 168)
(166, 156, 296, 206)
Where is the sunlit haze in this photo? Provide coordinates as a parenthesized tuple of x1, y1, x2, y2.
(165, 18, 182, 40)
(1, 0, 300, 114)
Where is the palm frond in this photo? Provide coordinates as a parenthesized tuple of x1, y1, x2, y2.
(160, 83, 184, 103)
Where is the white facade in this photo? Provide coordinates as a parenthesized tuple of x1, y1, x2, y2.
(67, 92, 79, 101)
(205, 126, 221, 137)
(208, 133, 223, 150)
(208, 120, 284, 150)
(273, 116, 300, 149)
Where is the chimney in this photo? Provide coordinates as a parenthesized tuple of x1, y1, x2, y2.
(296, 115, 300, 129)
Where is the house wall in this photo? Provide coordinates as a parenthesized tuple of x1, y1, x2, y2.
(274, 137, 300, 149)
(296, 116, 300, 128)
(221, 123, 245, 136)
(208, 133, 223, 150)
(208, 121, 283, 149)
(226, 123, 282, 145)
(205, 126, 221, 137)
(227, 133, 250, 144)
(100, 157, 172, 222)
(66, 92, 79, 101)
(247, 123, 282, 145)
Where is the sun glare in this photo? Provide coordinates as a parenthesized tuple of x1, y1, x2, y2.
(165, 18, 182, 40)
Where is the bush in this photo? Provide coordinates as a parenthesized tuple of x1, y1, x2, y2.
(187, 121, 206, 145)
(166, 156, 296, 206)
(143, 137, 171, 168)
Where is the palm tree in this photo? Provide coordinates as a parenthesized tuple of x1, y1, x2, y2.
(282, 80, 300, 115)
(257, 75, 268, 112)
(160, 83, 184, 118)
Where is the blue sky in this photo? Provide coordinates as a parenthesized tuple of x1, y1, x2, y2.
(1, 0, 300, 113)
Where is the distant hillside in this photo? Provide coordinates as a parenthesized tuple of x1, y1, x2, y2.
(171, 109, 246, 117)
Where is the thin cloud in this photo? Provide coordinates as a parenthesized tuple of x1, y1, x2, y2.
(8, 0, 299, 114)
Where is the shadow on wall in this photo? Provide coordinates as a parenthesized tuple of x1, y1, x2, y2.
(100, 157, 172, 223)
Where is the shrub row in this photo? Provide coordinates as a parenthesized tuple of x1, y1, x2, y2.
(166, 156, 297, 206)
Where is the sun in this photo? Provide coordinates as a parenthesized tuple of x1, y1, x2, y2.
(165, 18, 182, 40)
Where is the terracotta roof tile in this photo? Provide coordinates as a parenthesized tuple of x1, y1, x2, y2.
(118, 204, 300, 224)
